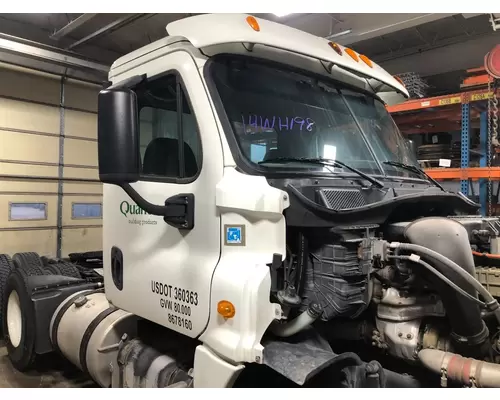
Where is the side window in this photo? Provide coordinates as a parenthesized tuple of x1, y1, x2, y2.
(137, 74, 201, 180)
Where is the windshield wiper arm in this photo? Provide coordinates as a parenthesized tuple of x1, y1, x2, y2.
(383, 161, 444, 191)
(259, 157, 384, 189)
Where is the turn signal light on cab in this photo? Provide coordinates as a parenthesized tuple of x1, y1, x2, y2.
(328, 41, 342, 56)
(246, 16, 260, 32)
(394, 75, 406, 88)
(217, 300, 236, 319)
(345, 48, 359, 62)
(359, 54, 373, 68)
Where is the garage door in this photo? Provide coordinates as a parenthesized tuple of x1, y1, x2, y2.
(0, 63, 102, 258)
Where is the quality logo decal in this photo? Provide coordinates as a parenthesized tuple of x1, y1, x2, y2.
(120, 200, 157, 226)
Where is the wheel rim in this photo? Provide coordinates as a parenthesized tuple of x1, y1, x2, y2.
(7, 290, 22, 348)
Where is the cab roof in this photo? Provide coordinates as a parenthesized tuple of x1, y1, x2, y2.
(111, 13, 408, 98)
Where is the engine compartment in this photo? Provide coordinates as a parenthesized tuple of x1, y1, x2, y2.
(266, 178, 500, 387)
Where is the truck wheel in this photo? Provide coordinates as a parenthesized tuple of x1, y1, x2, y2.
(2, 268, 37, 371)
(44, 264, 62, 275)
(0, 254, 16, 334)
(55, 261, 81, 279)
(13, 252, 47, 276)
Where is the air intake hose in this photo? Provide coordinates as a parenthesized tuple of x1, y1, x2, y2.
(403, 217, 489, 357)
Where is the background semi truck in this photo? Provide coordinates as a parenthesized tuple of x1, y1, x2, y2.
(2, 13, 500, 388)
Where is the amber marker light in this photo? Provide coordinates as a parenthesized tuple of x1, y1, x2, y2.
(217, 300, 236, 319)
(246, 16, 260, 32)
(360, 54, 373, 68)
(394, 75, 406, 87)
(328, 41, 342, 56)
(345, 48, 359, 62)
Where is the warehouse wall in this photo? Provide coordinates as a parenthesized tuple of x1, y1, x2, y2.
(0, 63, 102, 258)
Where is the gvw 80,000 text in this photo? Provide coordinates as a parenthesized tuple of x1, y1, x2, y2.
(159, 298, 191, 316)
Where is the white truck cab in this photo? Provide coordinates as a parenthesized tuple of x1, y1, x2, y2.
(99, 13, 412, 384)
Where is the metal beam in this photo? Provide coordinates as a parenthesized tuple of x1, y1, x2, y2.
(0, 34, 109, 74)
(66, 14, 145, 50)
(380, 33, 500, 77)
(50, 14, 98, 40)
(332, 14, 456, 46)
(491, 13, 500, 31)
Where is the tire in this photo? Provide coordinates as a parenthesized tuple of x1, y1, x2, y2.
(2, 268, 37, 371)
(40, 256, 53, 268)
(0, 254, 16, 334)
(55, 261, 81, 279)
(12, 252, 47, 276)
(44, 264, 62, 275)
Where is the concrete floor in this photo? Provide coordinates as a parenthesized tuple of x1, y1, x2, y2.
(0, 340, 96, 388)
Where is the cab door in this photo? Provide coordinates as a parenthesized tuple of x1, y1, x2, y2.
(103, 51, 223, 337)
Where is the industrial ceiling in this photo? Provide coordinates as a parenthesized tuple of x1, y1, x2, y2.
(0, 13, 499, 95)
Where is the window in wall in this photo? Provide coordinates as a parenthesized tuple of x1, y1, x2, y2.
(136, 73, 202, 180)
(72, 203, 102, 219)
(9, 202, 47, 221)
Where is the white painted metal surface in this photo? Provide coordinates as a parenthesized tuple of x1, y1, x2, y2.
(104, 50, 224, 338)
(199, 168, 287, 363)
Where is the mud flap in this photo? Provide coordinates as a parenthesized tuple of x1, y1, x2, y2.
(263, 339, 342, 385)
(262, 327, 360, 386)
(262, 328, 421, 388)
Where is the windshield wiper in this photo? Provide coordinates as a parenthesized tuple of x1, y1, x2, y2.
(259, 157, 384, 189)
(383, 161, 444, 191)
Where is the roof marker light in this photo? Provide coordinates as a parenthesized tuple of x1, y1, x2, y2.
(359, 54, 373, 68)
(345, 48, 359, 62)
(246, 16, 260, 32)
(328, 42, 342, 56)
(394, 75, 406, 87)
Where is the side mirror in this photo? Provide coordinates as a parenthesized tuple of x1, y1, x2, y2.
(96, 86, 195, 230)
(97, 88, 140, 185)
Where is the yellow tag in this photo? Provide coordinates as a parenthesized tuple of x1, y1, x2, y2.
(438, 96, 461, 106)
(470, 93, 492, 102)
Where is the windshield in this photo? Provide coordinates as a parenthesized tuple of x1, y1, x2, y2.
(208, 56, 421, 179)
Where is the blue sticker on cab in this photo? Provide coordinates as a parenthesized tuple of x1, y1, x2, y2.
(226, 226, 242, 244)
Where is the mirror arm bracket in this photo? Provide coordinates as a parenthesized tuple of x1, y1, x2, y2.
(120, 183, 195, 230)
